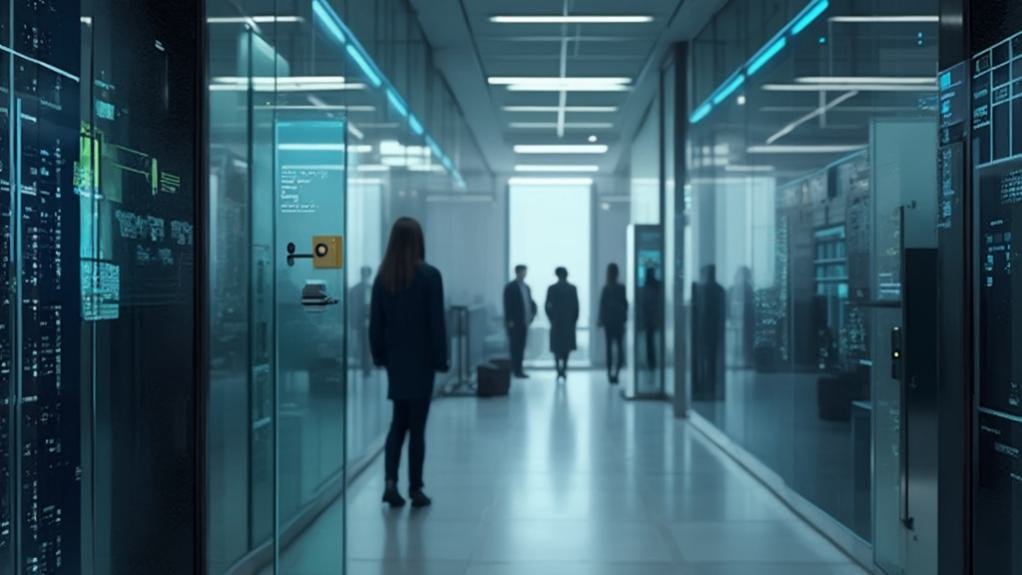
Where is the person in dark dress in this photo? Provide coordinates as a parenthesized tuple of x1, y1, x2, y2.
(598, 263, 628, 384)
(370, 217, 448, 508)
(545, 267, 580, 381)
(503, 265, 537, 378)
(641, 266, 663, 370)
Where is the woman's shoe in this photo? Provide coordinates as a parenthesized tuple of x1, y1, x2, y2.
(410, 490, 432, 508)
(382, 486, 406, 508)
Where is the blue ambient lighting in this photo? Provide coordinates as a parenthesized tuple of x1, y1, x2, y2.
(791, 0, 829, 35)
(347, 44, 382, 87)
(409, 114, 424, 135)
(386, 89, 408, 117)
(690, 102, 713, 124)
(310, 0, 463, 186)
(712, 74, 745, 105)
(748, 37, 787, 75)
(689, 0, 831, 125)
(311, 0, 346, 44)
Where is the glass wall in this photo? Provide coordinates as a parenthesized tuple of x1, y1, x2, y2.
(686, 0, 939, 550)
(204, 0, 489, 572)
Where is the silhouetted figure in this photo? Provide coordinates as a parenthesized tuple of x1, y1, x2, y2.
(640, 266, 663, 371)
(729, 266, 755, 368)
(504, 265, 537, 378)
(349, 266, 374, 376)
(598, 263, 628, 384)
(370, 217, 448, 509)
(545, 267, 580, 381)
(692, 265, 726, 401)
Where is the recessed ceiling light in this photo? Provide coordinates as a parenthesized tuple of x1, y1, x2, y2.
(762, 83, 935, 92)
(489, 76, 630, 86)
(736, 95, 747, 106)
(207, 15, 303, 24)
(514, 144, 609, 154)
(829, 15, 938, 23)
(725, 165, 775, 173)
(747, 145, 866, 154)
(508, 84, 631, 92)
(504, 105, 619, 113)
(509, 177, 594, 186)
(510, 122, 613, 129)
(796, 76, 935, 85)
(515, 165, 600, 173)
(588, 135, 598, 143)
(490, 15, 653, 24)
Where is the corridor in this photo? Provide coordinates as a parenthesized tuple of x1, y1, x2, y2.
(343, 372, 866, 575)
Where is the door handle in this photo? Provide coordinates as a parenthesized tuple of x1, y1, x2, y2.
(286, 242, 314, 267)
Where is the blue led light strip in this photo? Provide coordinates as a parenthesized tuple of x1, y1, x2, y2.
(310, 0, 465, 187)
(689, 0, 830, 124)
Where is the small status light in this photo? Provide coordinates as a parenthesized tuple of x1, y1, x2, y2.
(588, 135, 598, 143)
(737, 94, 747, 106)
(819, 36, 827, 44)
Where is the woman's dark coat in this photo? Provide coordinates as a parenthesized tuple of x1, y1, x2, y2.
(545, 280, 580, 355)
(369, 263, 448, 399)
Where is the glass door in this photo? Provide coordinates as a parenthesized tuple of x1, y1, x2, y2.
(871, 118, 939, 575)
(272, 116, 347, 573)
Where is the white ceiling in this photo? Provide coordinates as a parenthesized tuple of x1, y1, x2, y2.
(409, 0, 727, 177)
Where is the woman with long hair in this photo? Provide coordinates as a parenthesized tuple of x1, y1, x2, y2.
(598, 263, 628, 384)
(370, 217, 448, 507)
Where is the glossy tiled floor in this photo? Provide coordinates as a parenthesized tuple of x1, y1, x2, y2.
(343, 370, 867, 575)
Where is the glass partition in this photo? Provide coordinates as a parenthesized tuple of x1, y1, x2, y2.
(686, 0, 939, 551)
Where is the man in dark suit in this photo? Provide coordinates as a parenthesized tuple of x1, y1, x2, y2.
(503, 264, 537, 378)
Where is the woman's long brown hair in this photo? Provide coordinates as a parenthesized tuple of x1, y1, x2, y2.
(378, 217, 426, 292)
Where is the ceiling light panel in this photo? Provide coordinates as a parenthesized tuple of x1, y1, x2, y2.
(503, 105, 619, 113)
(514, 165, 600, 173)
(513, 144, 609, 154)
(490, 15, 653, 24)
(508, 177, 595, 186)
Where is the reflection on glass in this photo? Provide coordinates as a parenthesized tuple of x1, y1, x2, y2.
(687, 0, 939, 550)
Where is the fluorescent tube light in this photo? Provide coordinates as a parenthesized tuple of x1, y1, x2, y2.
(278, 143, 346, 151)
(386, 89, 408, 117)
(409, 114, 424, 135)
(762, 83, 935, 92)
(504, 105, 618, 113)
(312, 0, 346, 44)
(725, 165, 776, 173)
(690, 102, 713, 124)
(796, 76, 935, 84)
(713, 75, 746, 105)
(748, 37, 786, 75)
(748, 144, 865, 154)
(490, 15, 653, 24)
(829, 15, 938, 23)
(791, 0, 829, 35)
(507, 84, 631, 92)
(514, 165, 600, 173)
(509, 177, 594, 186)
(513, 144, 608, 154)
(489, 76, 630, 86)
(510, 122, 613, 129)
(208, 15, 303, 24)
(346, 44, 382, 87)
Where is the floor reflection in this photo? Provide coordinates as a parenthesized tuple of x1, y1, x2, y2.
(336, 370, 865, 575)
